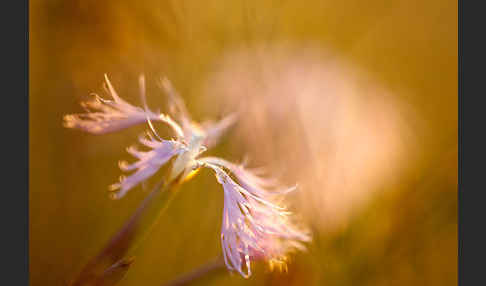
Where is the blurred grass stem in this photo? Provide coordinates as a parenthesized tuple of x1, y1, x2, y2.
(162, 256, 226, 286)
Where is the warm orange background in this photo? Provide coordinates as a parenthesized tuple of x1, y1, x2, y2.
(30, 1, 457, 285)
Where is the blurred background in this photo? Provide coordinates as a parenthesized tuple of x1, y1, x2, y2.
(30, 0, 457, 285)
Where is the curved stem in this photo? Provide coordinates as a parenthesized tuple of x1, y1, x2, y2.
(162, 256, 226, 286)
(70, 179, 180, 286)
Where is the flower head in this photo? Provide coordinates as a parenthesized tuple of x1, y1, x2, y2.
(64, 75, 310, 277)
(65, 75, 235, 197)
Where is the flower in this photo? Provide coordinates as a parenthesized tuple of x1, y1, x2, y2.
(64, 74, 310, 277)
(64, 75, 234, 197)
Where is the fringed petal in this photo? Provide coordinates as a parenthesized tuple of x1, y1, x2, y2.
(63, 75, 184, 137)
(158, 77, 195, 137)
(109, 135, 184, 199)
(201, 113, 238, 148)
(203, 163, 310, 278)
(198, 157, 294, 199)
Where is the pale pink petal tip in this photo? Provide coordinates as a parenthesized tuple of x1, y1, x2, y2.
(201, 112, 239, 148)
(63, 75, 183, 137)
(63, 75, 159, 134)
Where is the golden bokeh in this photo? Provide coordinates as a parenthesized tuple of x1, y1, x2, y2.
(30, 0, 457, 285)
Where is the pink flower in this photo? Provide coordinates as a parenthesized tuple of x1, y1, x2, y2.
(64, 75, 235, 197)
(64, 75, 310, 277)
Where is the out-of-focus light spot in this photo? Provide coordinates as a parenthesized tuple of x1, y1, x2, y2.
(202, 44, 420, 230)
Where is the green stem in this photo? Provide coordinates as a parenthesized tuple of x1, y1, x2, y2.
(70, 179, 180, 286)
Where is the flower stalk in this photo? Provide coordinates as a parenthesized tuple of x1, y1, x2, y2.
(162, 256, 226, 286)
(70, 178, 181, 286)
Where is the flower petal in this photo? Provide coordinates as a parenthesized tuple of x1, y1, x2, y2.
(64, 75, 184, 137)
(201, 113, 238, 148)
(203, 162, 310, 278)
(198, 157, 292, 198)
(109, 136, 184, 199)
